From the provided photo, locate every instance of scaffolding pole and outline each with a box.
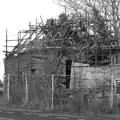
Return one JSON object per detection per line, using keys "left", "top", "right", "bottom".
{"left": 5, "top": 29, "right": 8, "bottom": 74}
{"left": 18, "top": 31, "right": 20, "bottom": 80}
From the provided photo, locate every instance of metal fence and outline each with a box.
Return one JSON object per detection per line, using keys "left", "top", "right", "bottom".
{"left": 3, "top": 74, "right": 28, "bottom": 105}
{"left": 3, "top": 66, "right": 120, "bottom": 112}
{"left": 53, "top": 66, "right": 120, "bottom": 112}
{"left": 3, "top": 73, "right": 54, "bottom": 110}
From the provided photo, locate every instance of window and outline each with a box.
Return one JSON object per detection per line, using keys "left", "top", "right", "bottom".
{"left": 66, "top": 60, "right": 72, "bottom": 89}
{"left": 111, "top": 55, "right": 118, "bottom": 64}
{"left": 31, "top": 69, "right": 36, "bottom": 74}
{"left": 116, "top": 80, "right": 120, "bottom": 94}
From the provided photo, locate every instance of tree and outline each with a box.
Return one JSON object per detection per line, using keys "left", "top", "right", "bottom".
{"left": 86, "top": 0, "right": 120, "bottom": 41}
{"left": 43, "top": 11, "right": 108, "bottom": 66}
{"left": 54, "top": 0, "right": 120, "bottom": 65}
{"left": 56, "top": 0, "right": 120, "bottom": 41}
{"left": 54, "top": 0, "right": 85, "bottom": 14}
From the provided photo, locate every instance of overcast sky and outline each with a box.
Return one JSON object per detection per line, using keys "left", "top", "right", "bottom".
{"left": 0, "top": 0, "right": 63, "bottom": 81}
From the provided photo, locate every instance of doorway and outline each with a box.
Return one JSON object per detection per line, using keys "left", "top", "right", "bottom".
{"left": 66, "top": 60, "right": 72, "bottom": 89}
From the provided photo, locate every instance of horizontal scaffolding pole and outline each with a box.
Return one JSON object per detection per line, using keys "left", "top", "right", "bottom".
{"left": 6, "top": 40, "right": 18, "bottom": 41}
{"left": 3, "top": 51, "right": 11, "bottom": 53}
{"left": 4, "top": 46, "right": 16, "bottom": 47}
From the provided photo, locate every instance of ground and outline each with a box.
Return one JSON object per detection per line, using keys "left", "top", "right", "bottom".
{"left": 0, "top": 106, "right": 119, "bottom": 120}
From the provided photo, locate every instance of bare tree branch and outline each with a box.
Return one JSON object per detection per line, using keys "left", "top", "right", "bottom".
{"left": 55, "top": 0, "right": 120, "bottom": 40}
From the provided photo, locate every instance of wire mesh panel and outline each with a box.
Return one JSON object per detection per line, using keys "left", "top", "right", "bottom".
{"left": 3, "top": 74, "right": 9, "bottom": 100}
{"left": 27, "top": 74, "right": 52, "bottom": 110}
{"left": 3, "top": 73, "right": 53, "bottom": 110}
{"left": 3, "top": 65, "right": 120, "bottom": 112}
{"left": 69, "top": 65, "right": 120, "bottom": 112}
{"left": 52, "top": 65, "right": 120, "bottom": 113}
{"left": 8, "top": 74, "right": 27, "bottom": 105}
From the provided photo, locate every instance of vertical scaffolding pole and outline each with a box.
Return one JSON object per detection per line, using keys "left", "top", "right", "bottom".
{"left": 18, "top": 31, "right": 20, "bottom": 81}
{"left": 5, "top": 29, "right": 8, "bottom": 74}
{"left": 29, "top": 22, "right": 31, "bottom": 42}
{"left": 36, "top": 18, "right": 38, "bottom": 36}
{"left": 5, "top": 29, "right": 9, "bottom": 101}
{"left": 65, "top": 5, "right": 67, "bottom": 15}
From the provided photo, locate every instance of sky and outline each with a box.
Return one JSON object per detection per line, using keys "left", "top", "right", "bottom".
{"left": 0, "top": 0, "right": 63, "bottom": 81}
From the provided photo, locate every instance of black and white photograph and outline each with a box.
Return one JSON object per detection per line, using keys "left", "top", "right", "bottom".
{"left": 0, "top": 0, "right": 120, "bottom": 120}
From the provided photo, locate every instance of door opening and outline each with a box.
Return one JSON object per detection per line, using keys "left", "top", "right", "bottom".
{"left": 66, "top": 60, "right": 72, "bottom": 89}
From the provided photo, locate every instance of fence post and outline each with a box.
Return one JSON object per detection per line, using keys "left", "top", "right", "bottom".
{"left": 3, "top": 74, "right": 5, "bottom": 98}
{"left": 111, "top": 71, "right": 114, "bottom": 108}
{"left": 52, "top": 74, "right": 54, "bottom": 109}
{"left": 25, "top": 73, "right": 28, "bottom": 105}
{"left": 3, "top": 74, "right": 6, "bottom": 99}
{"left": 7, "top": 74, "right": 10, "bottom": 101}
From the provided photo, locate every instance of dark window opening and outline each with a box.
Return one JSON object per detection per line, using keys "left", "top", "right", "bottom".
{"left": 116, "top": 80, "right": 120, "bottom": 94}
{"left": 66, "top": 60, "right": 72, "bottom": 89}
{"left": 31, "top": 69, "right": 36, "bottom": 74}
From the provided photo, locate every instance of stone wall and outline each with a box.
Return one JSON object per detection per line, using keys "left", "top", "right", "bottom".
{"left": 69, "top": 63, "right": 120, "bottom": 111}
{"left": 70, "top": 63, "right": 111, "bottom": 89}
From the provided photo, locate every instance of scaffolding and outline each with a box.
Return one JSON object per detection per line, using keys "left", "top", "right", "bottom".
{"left": 3, "top": 11, "right": 120, "bottom": 77}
